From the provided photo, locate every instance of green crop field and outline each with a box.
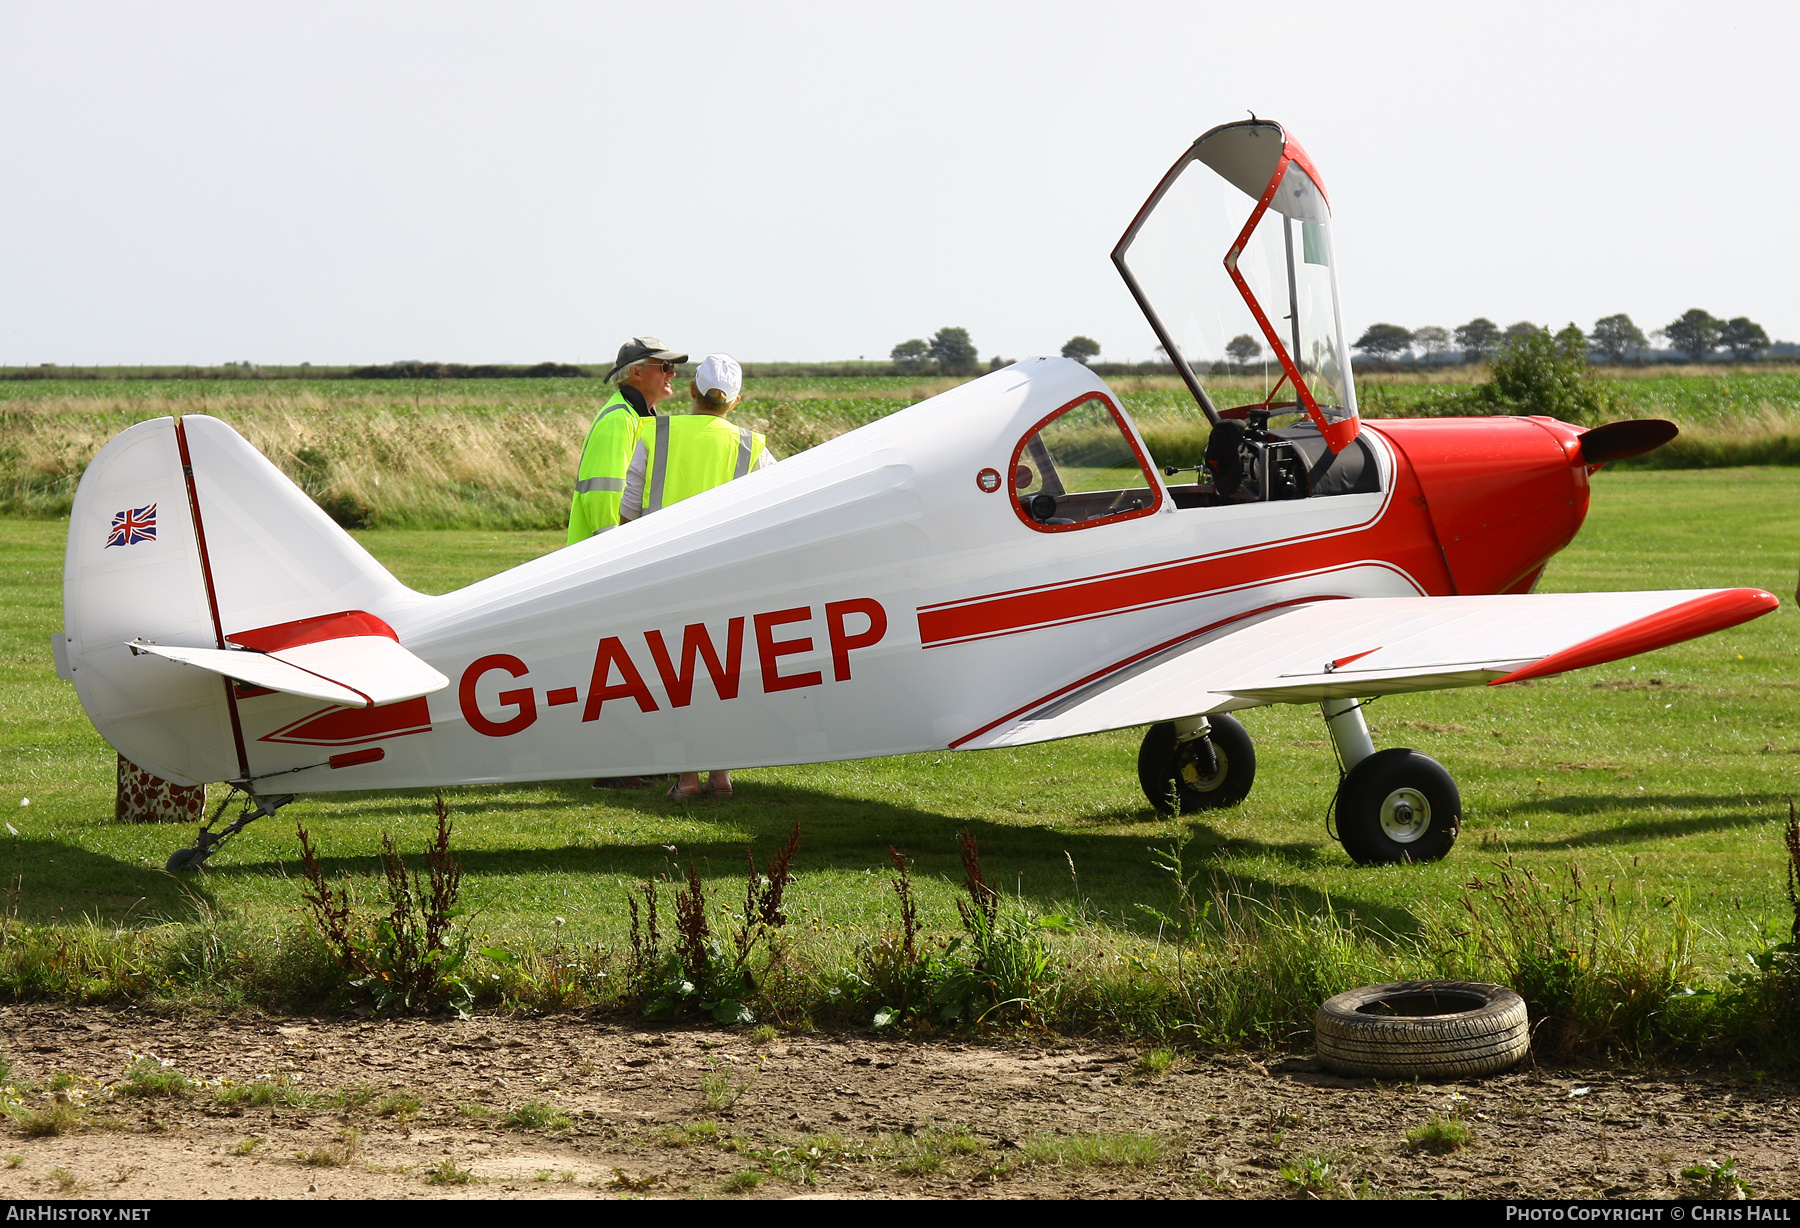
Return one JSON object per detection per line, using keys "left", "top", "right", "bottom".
{"left": 3, "top": 466, "right": 1797, "bottom": 992}
{"left": 6, "top": 368, "right": 1800, "bottom": 527}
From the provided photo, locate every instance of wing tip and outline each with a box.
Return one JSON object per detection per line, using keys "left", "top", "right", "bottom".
{"left": 1490, "top": 587, "right": 1779, "bottom": 685}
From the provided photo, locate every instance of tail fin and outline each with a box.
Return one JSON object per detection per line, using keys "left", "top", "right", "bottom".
{"left": 60, "top": 415, "right": 418, "bottom": 786}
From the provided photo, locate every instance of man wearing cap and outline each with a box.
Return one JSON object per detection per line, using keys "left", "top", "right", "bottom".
{"left": 566, "top": 336, "right": 688, "bottom": 544}
{"left": 619, "top": 354, "right": 775, "bottom": 525}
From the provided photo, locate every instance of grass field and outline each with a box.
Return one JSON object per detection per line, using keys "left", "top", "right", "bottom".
{"left": 6, "top": 369, "right": 1800, "bottom": 526}
{"left": 3, "top": 467, "right": 1797, "bottom": 1014}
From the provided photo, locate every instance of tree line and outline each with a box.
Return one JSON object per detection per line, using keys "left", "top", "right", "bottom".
{"left": 1348, "top": 311, "right": 1773, "bottom": 366}
{"left": 892, "top": 310, "right": 1778, "bottom": 380}
{"left": 889, "top": 330, "right": 1108, "bottom": 375}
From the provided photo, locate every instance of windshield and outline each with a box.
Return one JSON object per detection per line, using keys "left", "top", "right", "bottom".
{"left": 1113, "top": 121, "right": 1360, "bottom": 452}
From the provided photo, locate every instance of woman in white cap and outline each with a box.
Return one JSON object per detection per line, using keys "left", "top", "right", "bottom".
{"left": 618, "top": 354, "right": 775, "bottom": 524}
{"left": 618, "top": 354, "right": 776, "bottom": 799}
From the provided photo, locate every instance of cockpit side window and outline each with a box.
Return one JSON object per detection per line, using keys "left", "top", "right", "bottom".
{"left": 1009, "top": 394, "right": 1162, "bottom": 532}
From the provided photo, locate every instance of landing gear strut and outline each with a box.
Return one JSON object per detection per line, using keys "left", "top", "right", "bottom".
{"left": 166, "top": 790, "right": 294, "bottom": 872}
{"left": 1322, "top": 697, "right": 1460, "bottom": 864}
{"left": 1138, "top": 713, "right": 1256, "bottom": 815}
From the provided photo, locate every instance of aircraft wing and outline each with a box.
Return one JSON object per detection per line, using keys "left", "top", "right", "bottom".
{"left": 961, "top": 588, "right": 1777, "bottom": 750}
{"left": 128, "top": 635, "right": 449, "bottom": 709}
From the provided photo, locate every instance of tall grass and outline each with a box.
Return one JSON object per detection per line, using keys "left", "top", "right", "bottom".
{"left": 0, "top": 387, "right": 934, "bottom": 527}
{"left": 1449, "top": 859, "right": 1698, "bottom": 1058}
{"left": 0, "top": 854, "right": 1784, "bottom": 1064}
{"left": 8, "top": 369, "right": 1800, "bottom": 527}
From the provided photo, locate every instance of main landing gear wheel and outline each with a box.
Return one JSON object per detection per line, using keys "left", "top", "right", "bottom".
{"left": 1335, "top": 748, "right": 1460, "bottom": 865}
{"left": 1138, "top": 714, "right": 1256, "bottom": 816}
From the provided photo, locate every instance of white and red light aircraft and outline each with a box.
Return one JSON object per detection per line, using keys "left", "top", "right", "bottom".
{"left": 55, "top": 119, "right": 1778, "bottom": 871}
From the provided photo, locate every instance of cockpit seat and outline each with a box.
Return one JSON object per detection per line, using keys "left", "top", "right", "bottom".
{"left": 1273, "top": 423, "right": 1379, "bottom": 497}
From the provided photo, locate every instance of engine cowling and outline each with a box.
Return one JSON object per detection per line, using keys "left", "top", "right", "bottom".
{"left": 1367, "top": 416, "right": 1590, "bottom": 596}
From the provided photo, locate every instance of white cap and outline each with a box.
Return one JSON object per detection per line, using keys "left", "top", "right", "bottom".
{"left": 694, "top": 353, "right": 743, "bottom": 403}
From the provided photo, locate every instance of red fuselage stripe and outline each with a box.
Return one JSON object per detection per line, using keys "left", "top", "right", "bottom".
{"left": 919, "top": 541, "right": 1417, "bottom": 648}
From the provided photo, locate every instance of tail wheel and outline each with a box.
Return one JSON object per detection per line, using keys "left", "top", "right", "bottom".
{"left": 1336, "top": 748, "right": 1460, "bottom": 865}
{"left": 1137, "top": 714, "right": 1256, "bottom": 816}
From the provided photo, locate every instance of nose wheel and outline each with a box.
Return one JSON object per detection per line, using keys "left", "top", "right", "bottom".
{"left": 1334, "top": 748, "right": 1460, "bottom": 864}
{"left": 1138, "top": 714, "right": 1256, "bottom": 815}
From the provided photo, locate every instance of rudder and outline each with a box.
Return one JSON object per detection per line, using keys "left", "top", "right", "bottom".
{"left": 60, "top": 415, "right": 418, "bottom": 786}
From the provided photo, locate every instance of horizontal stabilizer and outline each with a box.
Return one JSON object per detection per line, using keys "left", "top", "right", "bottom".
{"left": 963, "top": 588, "right": 1777, "bottom": 749}
{"left": 129, "top": 634, "right": 448, "bottom": 709}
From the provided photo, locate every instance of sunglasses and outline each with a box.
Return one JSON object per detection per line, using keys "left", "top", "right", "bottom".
{"left": 642, "top": 359, "right": 678, "bottom": 374}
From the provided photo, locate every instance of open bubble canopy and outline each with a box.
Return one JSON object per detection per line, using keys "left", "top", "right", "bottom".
{"left": 1113, "top": 120, "right": 1360, "bottom": 453}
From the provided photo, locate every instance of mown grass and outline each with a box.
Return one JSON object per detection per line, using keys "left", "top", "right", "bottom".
{"left": 5, "top": 369, "right": 1800, "bottom": 525}
{"left": 0, "top": 465, "right": 1798, "bottom": 1055}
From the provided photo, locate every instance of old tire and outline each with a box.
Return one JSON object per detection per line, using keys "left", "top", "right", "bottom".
{"left": 1138, "top": 714, "right": 1255, "bottom": 816}
{"left": 1315, "top": 980, "right": 1529, "bottom": 1080}
{"left": 1335, "top": 747, "right": 1460, "bottom": 865}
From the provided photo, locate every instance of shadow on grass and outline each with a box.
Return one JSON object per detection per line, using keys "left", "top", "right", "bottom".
{"left": 1488, "top": 811, "right": 1782, "bottom": 851}
{"left": 204, "top": 782, "right": 1423, "bottom": 940}
{"left": 1500, "top": 792, "right": 1794, "bottom": 817}
{"left": 1483, "top": 792, "right": 1792, "bottom": 850}
{"left": 0, "top": 837, "right": 212, "bottom": 926}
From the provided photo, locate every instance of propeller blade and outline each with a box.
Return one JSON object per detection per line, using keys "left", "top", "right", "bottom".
{"left": 1577, "top": 418, "right": 1678, "bottom": 465}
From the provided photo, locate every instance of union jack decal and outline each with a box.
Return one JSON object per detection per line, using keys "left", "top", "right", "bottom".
{"left": 106, "top": 504, "right": 157, "bottom": 548}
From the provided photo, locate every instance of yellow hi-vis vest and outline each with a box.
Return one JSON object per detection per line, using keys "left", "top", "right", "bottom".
{"left": 567, "top": 389, "right": 644, "bottom": 542}
{"left": 638, "top": 414, "right": 767, "bottom": 515}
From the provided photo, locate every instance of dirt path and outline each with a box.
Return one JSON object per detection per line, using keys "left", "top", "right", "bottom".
{"left": 0, "top": 1005, "right": 1793, "bottom": 1200}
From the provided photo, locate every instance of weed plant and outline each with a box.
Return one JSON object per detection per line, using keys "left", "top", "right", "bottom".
{"left": 1405, "top": 1114, "right": 1472, "bottom": 1154}
{"left": 753, "top": 1134, "right": 863, "bottom": 1185}
{"left": 860, "top": 830, "right": 1068, "bottom": 1028}
{"left": 627, "top": 822, "right": 800, "bottom": 1023}
{"left": 297, "top": 794, "right": 474, "bottom": 1015}
{"left": 1703, "top": 801, "right": 1800, "bottom": 1062}
{"left": 1276, "top": 1153, "right": 1375, "bottom": 1199}
{"left": 375, "top": 1091, "right": 421, "bottom": 1120}
{"left": 117, "top": 1056, "right": 193, "bottom": 1099}
{"left": 425, "top": 1157, "right": 477, "bottom": 1186}
{"left": 334, "top": 1085, "right": 377, "bottom": 1112}
{"left": 1680, "top": 1157, "right": 1752, "bottom": 1199}
{"left": 297, "top": 1128, "right": 359, "bottom": 1167}
{"left": 699, "top": 1059, "right": 757, "bottom": 1112}
{"left": 1135, "top": 1048, "right": 1180, "bottom": 1076}
{"left": 502, "top": 1100, "right": 571, "bottom": 1132}
{"left": 659, "top": 1121, "right": 722, "bottom": 1148}
{"left": 10, "top": 1100, "right": 83, "bottom": 1138}
{"left": 890, "top": 1129, "right": 983, "bottom": 1176}
{"left": 215, "top": 1076, "right": 311, "bottom": 1110}
{"left": 1020, "top": 1131, "right": 1163, "bottom": 1169}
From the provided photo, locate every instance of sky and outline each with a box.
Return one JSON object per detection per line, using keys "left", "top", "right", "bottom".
{"left": 2, "top": 1, "right": 1795, "bottom": 366}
